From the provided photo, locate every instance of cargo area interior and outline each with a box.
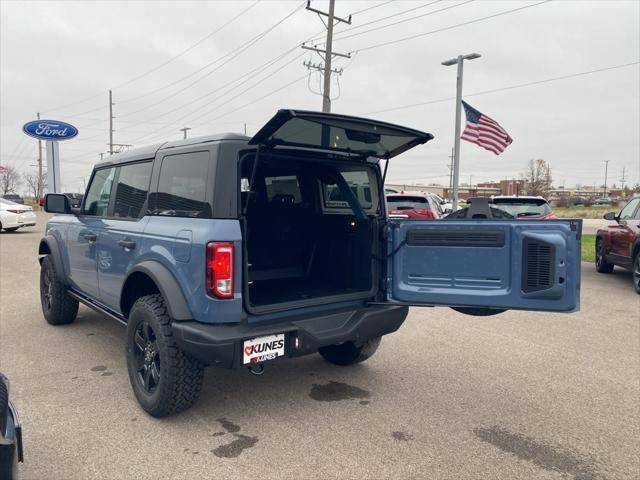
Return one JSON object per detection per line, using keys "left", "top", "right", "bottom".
{"left": 240, "top": 153, "right": 379, "bottom": 311}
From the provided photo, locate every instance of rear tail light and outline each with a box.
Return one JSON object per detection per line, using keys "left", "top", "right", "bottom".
{"left": 415, "top": 209, "right": 436, "bottom": 219}
{"left": 206, "top": 242, "right": 234, "bottom": 299}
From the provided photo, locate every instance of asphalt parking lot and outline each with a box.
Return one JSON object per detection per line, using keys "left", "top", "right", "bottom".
{"left": 1, "top": 213, "right": 638, "bottom": 480}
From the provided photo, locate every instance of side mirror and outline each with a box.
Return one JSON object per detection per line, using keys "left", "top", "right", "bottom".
{"left": 603, "top": 212, "right": 617, "bottom": 221}
{"left": 44, "top": 193, "right": 71, "bottom": 214}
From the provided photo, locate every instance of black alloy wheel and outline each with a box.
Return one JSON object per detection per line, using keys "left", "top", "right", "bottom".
{"left": 42, "top": 267, "right": 54, "bottom": 313}
{"left": 133, "top": 321, "right": 161, "bottom": 394}
{"left": 633, "top": 254, "right": 640, "bottom": 294}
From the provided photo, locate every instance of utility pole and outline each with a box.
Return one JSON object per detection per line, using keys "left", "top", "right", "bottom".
{"left": 620, "top": 166, "right": 627, "bottom": 192}
{"left": 109, "top": 90, "right": 114, "bottom": 155}
{"left": 37, "top": 112, "right": 43, "bottom": 199}
{"left": 179, "top": 127, "right": 191, "bottom": 139}
{"left": 603, "top": 160, "right": 610, "bottom": 197}
{"left": 302, "top": 0, "right": 351, "bottom": 112}
{"left": 442, "top": 53, "right": 481, "bottom": 211}
{"left": 448, "top": 148, "right": 454, "bottom": 199}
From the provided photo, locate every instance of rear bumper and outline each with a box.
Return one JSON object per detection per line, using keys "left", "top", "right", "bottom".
{"left": 172, "top": 305, "right": 409, "bottom": 369}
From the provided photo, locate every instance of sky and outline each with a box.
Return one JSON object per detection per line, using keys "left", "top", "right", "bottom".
{"left": 1, "top": 0, "right": 639, "bottom": 193}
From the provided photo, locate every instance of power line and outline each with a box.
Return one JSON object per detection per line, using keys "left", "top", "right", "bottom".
{"left": 362, "top": 61, "right": 640, "bottom": 115}
{"left": 116, "top": 1, "right": 306, "bottom": 113}
{"left": 113, "top": 0, "right": 260, "bottom": 90}
{"left": 352, "top": 0, "right": 552, "bottom": 54}
{"left": 124, "top": 46, "right": 304, "bottom": 127}
{"left": 126, "top": 51, "right": 306, "bottom": 145}
{"left": 41, "top": 1, "right": 260, "bottom": 115}
{"left": 348, "top": 0, "right": 396, "bottom": 17}
{"left": 335, "top": 0, "right": 475, "bottom": 43}
{"left": 309, "top": 1, "right": 441, "bottom": 44}
{"left": 139, "top": 73, "right": 308, "bottom": 146}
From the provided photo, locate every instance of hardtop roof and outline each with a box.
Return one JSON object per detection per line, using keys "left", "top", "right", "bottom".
{"left": 94, "top": 132, "right": 250, "bottom": 168}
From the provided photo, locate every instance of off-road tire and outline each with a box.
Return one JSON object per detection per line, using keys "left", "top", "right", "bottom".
{"left": 595, "top": 238, "right": 614, "bottom": 273}
{"left": 40, "top": 256, "right": 78, "bottom": 325}
{"left": 633, "top": 253, "right": 640, "bottom": 294}
{"left": 318, "top": 337, "right": 381, "bottom": 366}
{"left": 126, "top": 294, "right": 204, "bottom": 417}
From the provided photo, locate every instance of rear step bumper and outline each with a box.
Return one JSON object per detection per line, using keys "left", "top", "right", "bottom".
{"left": 172, "top": 305, "right": 409, "bottom": 369}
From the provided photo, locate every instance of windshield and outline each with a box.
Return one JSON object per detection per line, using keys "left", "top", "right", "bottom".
{"left": 492, "top": 198, "right": 551, "bottom": 217}
{"left": 387, "top": 195, "right": 430, "bottom": 210}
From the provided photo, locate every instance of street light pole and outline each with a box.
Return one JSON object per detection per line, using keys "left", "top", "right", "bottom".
{"left": 442, "top": 53, "right": 481, "bottom": 211}
{"left": 603, "top": 160, "right": 610, "bottom": 197}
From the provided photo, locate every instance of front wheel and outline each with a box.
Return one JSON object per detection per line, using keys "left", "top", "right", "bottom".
{"left": 318, "top": 337, "right": 381, "bottom": 366}
{"left": 126, "top": 294, "right": 204, "bottom": 417}
{"left": 40, "top": 256, "right": 78, "bottom": 325}
{"left": 595, "top": 238, "right": 614, "bottom": 273}
{"left": 633, "top": 254, "right": 640, "bottom": 294}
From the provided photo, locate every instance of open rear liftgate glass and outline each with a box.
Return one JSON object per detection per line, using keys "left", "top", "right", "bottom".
{"left": 387, "top": 220, "right": 581, "bottom": 313}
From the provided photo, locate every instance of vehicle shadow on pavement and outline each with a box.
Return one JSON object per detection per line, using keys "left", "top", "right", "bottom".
{"left": 73, "top": 306, "right": 383, "bottom": 419}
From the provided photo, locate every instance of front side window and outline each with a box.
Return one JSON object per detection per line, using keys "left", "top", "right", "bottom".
{"left": 83, "top": 167, "right": 116, "bottom": 216}
{"left": 619, "top": 198, "right": 640, "bottom": 220}
{"left": 113, "top": 162, "right": 152, "bottom": 219}
{"left": 322, "top": 169, "right": 376, "bottom": 211}
{"left": 152, "top": 151, "right": 210, "bottom": 217}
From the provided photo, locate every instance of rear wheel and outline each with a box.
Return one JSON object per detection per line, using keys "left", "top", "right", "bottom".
{"left": 318, "top": 337, "right": 381, "bottom": 366}
{"left": 595, "top": 238, "right": 614, "bottom": 273}
{"left": 40, "top": 256, "right": 78, "bottom": 325}
{"left": 126, "top": 294, "right": 204, "bottom": 417}
{"left": 633, "top": 253, "right": 640, "bottom": 294}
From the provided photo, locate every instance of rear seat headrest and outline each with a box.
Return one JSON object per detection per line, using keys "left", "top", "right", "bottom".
{"left": 271, "top": 194, "right": 296, "bottom": 207}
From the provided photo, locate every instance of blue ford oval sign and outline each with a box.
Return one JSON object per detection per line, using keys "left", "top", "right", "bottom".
{"left": 22, "top": 120, "right": 78, "bottom": 141}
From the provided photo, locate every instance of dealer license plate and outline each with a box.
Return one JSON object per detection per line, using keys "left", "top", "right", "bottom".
{"left": 243, "top": 334, "right": 285, "bottom": 365}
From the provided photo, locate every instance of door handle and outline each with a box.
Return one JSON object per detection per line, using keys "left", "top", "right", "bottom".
{"left": 117, "top": 239, "right": 136, "bottom": 251}
{"left": 84, "top": 233, "right": 97, "bottom": 243}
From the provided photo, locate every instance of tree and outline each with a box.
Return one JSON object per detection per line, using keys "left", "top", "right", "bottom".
{"left": 0, "top": 165, "right": 21, "bottom": 195}
{"left": 522, "top": 159, "right": 553, "bottom": 197}
{"left": 24, "top": 169, "right": 47, "bottom": 199}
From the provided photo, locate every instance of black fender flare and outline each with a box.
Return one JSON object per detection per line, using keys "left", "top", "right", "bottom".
{"left": 38, "top": 235, "right": 66, "bottom": 283}
{"left": 125, "top": 261, "right": 192, "bottom": 320}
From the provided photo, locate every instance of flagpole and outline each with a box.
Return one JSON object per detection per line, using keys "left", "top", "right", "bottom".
{"left": 442, "top": 53, "right": 481, "bottom": 211}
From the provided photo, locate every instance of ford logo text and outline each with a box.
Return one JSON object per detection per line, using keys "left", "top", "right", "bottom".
{"left": 22, "top": 120, "right": 78, "bottom": 141}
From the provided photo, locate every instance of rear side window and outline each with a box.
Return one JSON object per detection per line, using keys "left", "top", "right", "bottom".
{"left": 322, "top": 169, "right": 375, "bottom": 210}
{"left": 113, "top": 162, "right": 152, "bottom": 219}
{"left": 265, "top": 175, "right": 301, "bottom": 204}
{"left": 82, "top": 167, "right": 116, "bottom": 217}
{"left": 152, "top": 151, "right": 210, "bottom": 217}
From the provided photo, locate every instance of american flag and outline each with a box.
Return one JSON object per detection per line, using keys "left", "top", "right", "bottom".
{"left": 461, "top": 101, "right": 513, "bottom": 155}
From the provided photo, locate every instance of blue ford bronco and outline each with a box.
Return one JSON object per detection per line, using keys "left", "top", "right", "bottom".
{"left": 40, "top": 110, "right": 581, "bottom": 417}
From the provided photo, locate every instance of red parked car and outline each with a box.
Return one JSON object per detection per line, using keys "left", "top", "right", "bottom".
{"left": 491, "top": 196, "right": 557, "bottom": 219}
{"left": 386, "top": 192, "right": 443, "bottom": 219}
{"left": 595, "top": 197, "right": 640, "bottom": 293}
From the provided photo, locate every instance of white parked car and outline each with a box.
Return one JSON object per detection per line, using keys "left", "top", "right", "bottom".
{"left": 0, "top": 198, "right": 37, "bottom": 232}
